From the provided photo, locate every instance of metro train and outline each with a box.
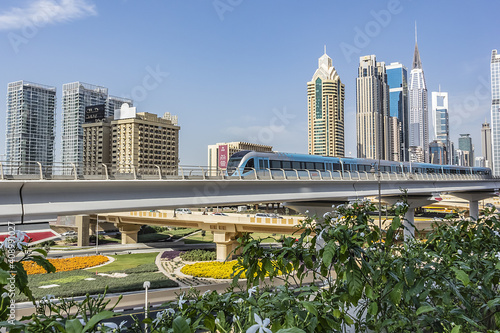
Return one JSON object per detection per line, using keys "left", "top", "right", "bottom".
{"left": 226, "top": 150, "right": 492, "bottom": 177}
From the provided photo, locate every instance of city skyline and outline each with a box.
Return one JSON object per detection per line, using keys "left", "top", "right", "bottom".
{"left": 0, "top": 1, "right": 498, "bottom": 165}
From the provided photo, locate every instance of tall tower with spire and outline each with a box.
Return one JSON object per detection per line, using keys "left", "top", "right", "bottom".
{"left": 307, "top": 48, "right": 345, "bottom": 156}
{"left": 408, "top": 24, "right": 429, "bottom": 162}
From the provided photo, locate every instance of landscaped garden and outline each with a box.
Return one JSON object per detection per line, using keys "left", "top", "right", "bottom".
{"left": 2, "top": 198, "right": 500, "bottom": 332}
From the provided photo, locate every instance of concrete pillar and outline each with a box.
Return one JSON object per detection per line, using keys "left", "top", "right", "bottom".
{"left": 117, "top": 223, "right": 141, "bottom": 244}
{"left": 213, "top": 231, "right": 241, "bottom": 261}
{"left": 404, "top": 208, "right": 415, "bottom": 241}
{"left": 75, "top": 215, "right": 90, "bottom": 247}
{"left": 469, "top": 200, "right": 479, "bottom": 220}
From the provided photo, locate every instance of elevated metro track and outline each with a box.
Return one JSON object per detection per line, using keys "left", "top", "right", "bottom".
{"left": 1, "top": 175, "right": 499, "bottom": 225}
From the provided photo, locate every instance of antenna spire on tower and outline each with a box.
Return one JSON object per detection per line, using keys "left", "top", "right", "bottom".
{"left": 415, "top": 21, "right": 417, "bottom": 44}
{"left": 324, "top": 45, "right": 327, "bottom": 54}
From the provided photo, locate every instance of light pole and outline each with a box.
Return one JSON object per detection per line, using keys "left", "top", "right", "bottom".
{"left": 95, "top": 214, "right": 99, "bottom": 255}
{"left": 143, "top": 281, "right": 151, "bottom": 332}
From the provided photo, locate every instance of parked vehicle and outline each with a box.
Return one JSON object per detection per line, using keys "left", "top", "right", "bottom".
{"left": 61, "top": 230, "right": 77, "bottom": 236}
{"left": 254, "top": 213, "right": 269, "bottom": 218}
{"left": 211, "top": 212, "right": 228, "bottom": 216}
{"left": 175, "top": 208, "right": 192, "bottom": 214}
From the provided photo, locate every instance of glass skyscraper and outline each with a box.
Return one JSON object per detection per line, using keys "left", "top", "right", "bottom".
{"left": 61, "top": 82, "right": 132, "bottom": 173}
{"left": 6, "top": 81, "right": 56, "bottom": 175}
{"left": 386, "top": 62, "right": 408, "bottom": 161}
{"left": 491, "top": 50, "right": 500, "bottom": 176}
{"left": 431, "top": 90, "right": 450, "bottom": 164}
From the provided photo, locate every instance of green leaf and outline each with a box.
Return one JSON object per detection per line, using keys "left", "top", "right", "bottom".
{"left": 302, "top": 301, "right": 318, "bottom": 316}
{"left": 322, "top": 241, "right": 335, "bottom": 267}
{"left": 65, "top": 318, "right": 84, "bottom": 333}
{"left": 82, "top": 310, "right": 115, "bottom": 332}
{"left": 496, "top": 261, "right": 500, "bottom": 270}
{"left": 450, "top": 325, "right": 461, "bottom": 333}
{"left": 333, "top": 309, "right": 341, "bottom": 318}
{"left": 416, "top": 305, "right": 435, "bottom": 316}
{"left": 389, "top": 282, "right": 403, "bottom": 306}
{"left": 173, "top": 316, "right": 191, "bottom": 333}
{"left": 340, "top": 244, "right": 347, "bottom": 254}
{"left": 31, "top": 248, "right": 48, "bottom": 256}
{"left": 392, "top": 216, "right": 401, "bottom": 229}
{"left": 365, "top": 284, "right": 374, "bottom": 300}
{"left": 0, "top": 269, "right": 10, "bottom": 284}
{"left": 30, "top": 255, "right": 56, "bottom": 274}
{"left": 368, "top": 302, "right": 378, "bottom": 316}
{"left": 276, "top": 328, "right": 306, "bottom": 333}
{"left": 451, "top": 267, "right": 470, "bottom": 287}
{"left": 487, "top": 297, "right": 500, "bottom": 309}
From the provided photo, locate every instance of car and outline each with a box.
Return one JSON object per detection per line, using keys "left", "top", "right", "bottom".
{"left": 254, "top": 213, "right": 270, "bottom": 218}
{"left": 61, "top": 230, "right": 77, "bottom": 236}
{"left": 211, "top": 212, "right": 228, "bottom": 216}
{"left": 268, "top": 213, "right": 284, "bottom": 219}
{"left": 175, "top": 208, "right": 192, "bottom": 214}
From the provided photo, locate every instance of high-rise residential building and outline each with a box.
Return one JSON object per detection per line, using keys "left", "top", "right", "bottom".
{"left": 386, "top": 62, "right": 409, "bottom": 161}
{"left": 6, "top": 81, "right": 56, "bottom": 175}
{"left": 429, "top": 140, "right": 447, "bottom": 165}
{"left": 61, "top": 82, "right": 132, "bottom": 173}
{"left": 491, "top": 49, "right": 500, "bottom": 176}
{"left": 356, "top": 55, "right": 397, "bottom": 161}
{"left": 431, "top": 90, "right": 450, "bottom": 164}
{"left": 207, "top": 142, "right": 273, "bottom": 175}
{"left": 307, "top": 50, "right": 345, "bottom": 157}
{"left": 83, "top": 103, "right": 179, "bottom": 175}
{"left": 475, "top": 156, "right": 485, "bottom": 168}
{"left": 458, "top": 134, "right": 474, "bottom": 167}
{"left": 408, "top": 30, "right": 429, "bottom": 162}
{"left": 481, "top": 120, "right": 492, "bottom": 168}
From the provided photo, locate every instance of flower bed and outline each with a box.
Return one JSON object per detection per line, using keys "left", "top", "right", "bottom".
{"left": 22, "top": 255, "right": 109, "bottom": 275}
{"left": 161, "top": 250, "right": 183, "bottom": 260}
{"left": 181, "top": 260, "right": 245, "bottom": 279}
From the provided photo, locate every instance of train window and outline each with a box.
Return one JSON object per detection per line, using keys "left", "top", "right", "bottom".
{"left": 306, "top": 162, "right": 315, "bottom": 170}
{"left": 315, "top": 162, "right": 324, "bottom": 171}
{"left": 282, "top": 161, "right": 292, "bottom": 169}
{"left": 333, "top": 163, "right": 341, "bottom": 170}
{"left": 259, "top": 160, "right": 268, "bottom": 169}
{"left": 244, "top": 158, "right": 255, "bottom": 172}
{"left": 270, "top": 160, "right": 281, "bottom": 169}
{"left": 292, "top": 161, "right": 300, "bottom": 170}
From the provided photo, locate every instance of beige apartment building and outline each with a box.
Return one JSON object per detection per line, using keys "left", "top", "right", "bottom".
{"left": 83, "top": 103, "right": 179, "bottom": 176}
{"left": 208, "top": 142, "right": 273, "bottom": 175}
{"left": 307, "top": 50, "right": 345, "bottom": 157}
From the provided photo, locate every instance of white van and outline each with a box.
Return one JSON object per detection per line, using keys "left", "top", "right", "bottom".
{"left": 175, "top": 208, "right": 192, "bottom": 214}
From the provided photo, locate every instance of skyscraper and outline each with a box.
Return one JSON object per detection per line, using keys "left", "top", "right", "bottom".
{"left": 408, "top": 29, "right": 429, "bottom": 162}
{"left": 431, "top": 90, "right": 450, "bottom": 163}
{"left": 491, "top": 50, "right": 500, "bottom": 176}
{"left": 386, "top": 62, "right": 409, "bottom": 161}
{"left": 307, "top": 50, "right": 345, "bottom": 157}
{"left": 356, "top": 55, "right": 397, "bottom": 160}
{"left": 481, "top": 120, "right": 492, "bottom": 168}
{"left": 61, "top": 82, "right": 132, "bottom": 173}
{"left": 6, "top": 81, "right": 56, "bottom": 174}
{"left": 458, "top": 134, "right": 474, "bottom": 167}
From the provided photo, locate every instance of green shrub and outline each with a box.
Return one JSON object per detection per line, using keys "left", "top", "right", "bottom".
{"left": 121, "top": 263, "right": 158, "bottom": 274}
{"left": 64, "top": 236, "right": 77, "bottom": 244}
{"left": 138, "top": 225, "right": 157, "bottom": 235}
{"left": 180, "top": 249, "right": 216, "bottom": 261}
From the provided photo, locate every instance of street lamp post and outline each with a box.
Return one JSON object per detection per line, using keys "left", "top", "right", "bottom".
{"left": 95, "top": 214, "right": 99, "bottom": 255}
{"left": 144, "top": 281, "right": 151, "bottom": 332}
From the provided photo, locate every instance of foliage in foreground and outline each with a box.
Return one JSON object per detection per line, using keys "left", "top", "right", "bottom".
{"left": 2, "top": 198, "right": 500, "bottom": 332}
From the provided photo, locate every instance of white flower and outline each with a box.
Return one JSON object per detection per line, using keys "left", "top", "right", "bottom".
{"left": 457, "top": 249, "right": 462, "bottom": 255}
{"left": 248, "top": 286, "right": 257, "bottom": 298}
{"left": 234, "top": 298, "right": 244, "bottom": 304}
{"left": 215, "top": 318, "right": 220, "bottom": 325}
{"left": 360, "top": 232, "right": 365, "bottom": 237}
{"left": 305, "top": 210, "right": 309, "bottom": 214}
{"left": 395, "top": 233, "right": 399, "bottom": 240}
{"left": 495, "top": 252, "right": 500, "bottom": 260}
{"left": 323, "top": 212, "right": 332, "bottom": 219}
{"left": 478, "top": 285, "right": 482, "bottom": 290}
{"left": 178, "top": 294, "right": 187, "bottom": 310}
{"left": 233, "top": 315, "right": 240, "bottom": 322}
{"left": 202, "top": 290, "right": 211, "bottom": 298}
{"left": 246, "top": 313, "right": 272, "bottom": 333}
{"left": 494, "top": 230, "right": 500, "bottom": 237}
{"left": 152, "top": 309, "right": 175, "bottom": 325}
{"left": 1, "top": 292, "right": 8, "bottom": 298}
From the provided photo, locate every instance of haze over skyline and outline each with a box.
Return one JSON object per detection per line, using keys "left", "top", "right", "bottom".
{"left": 0, "top": 0, "right": 498, "bottom": 165}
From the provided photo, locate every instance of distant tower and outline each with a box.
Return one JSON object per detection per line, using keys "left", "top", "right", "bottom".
{"left": 356, "top": 55, "right": 395, "bottom": 160}
{"left": 408, "top": 24, "right": 429, "bottom": 162}
{"left": 431, "top": 89, "right": 450, "bottom": 163}
{"left": 386, "top": 62, "right": 409, "bottom": 161}
{"left": 481, "top": 120, "right": 492, "bottom": 168}
{"left": 491, "top": 50, "right": 500, "bottom": 175}
{"left": 6, "top": 81, "right": 56, "bottom": 175}
{"left": 458, "top": 134, "right": 474, "bottom": 167}
{"left": 307, "top": 48, "right": 345, "bottom": 156}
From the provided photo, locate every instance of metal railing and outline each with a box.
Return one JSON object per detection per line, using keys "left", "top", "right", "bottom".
{"left": 0, "top": 161, "right": 492, "bottom": 182}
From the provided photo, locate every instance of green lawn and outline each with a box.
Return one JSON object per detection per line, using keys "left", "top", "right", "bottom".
{"left": 93, "top": 252, "right": 159, "bottom": 273}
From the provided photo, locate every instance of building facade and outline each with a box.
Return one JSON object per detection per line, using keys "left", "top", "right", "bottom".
{"left": 409, "top": 38, "right": 429, "bottom": 162}
{"left": 356, "top": 55, "right": 397, "bottom": 161}
{"left": 307, "top": 51, "right": 345, "bottom": 157}
{"left": 458, "top": 134, "right": 474, "bottom": 167}
{"left": 491, "top": 49, "right": 500, "bottom": 175}
{"left": 61, "top": 82, "right": 132, "bottom": 173}
{"left": 83, "top": 104, "right": 179, "bottom": 176}
{"left": 6, "top": 81, "right": 56, "bottom": 175}
{"left": 386, "top": 62, "right": 408, "bottom": 161}
{"left": 429, "top": 140, "right": 447, "bottom": 165}
{"left": 431, "top": 90, "right": 450, "bottom": 164}
{"left": 481, "top": 120, "right": 492, "bottom": 168}
{"left": 208, "top": 142, "right": 273, "bottom": 175}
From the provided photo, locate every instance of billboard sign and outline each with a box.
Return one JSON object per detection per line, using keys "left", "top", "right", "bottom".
{"left": 218, "top": 145, "right": 228, "bottom": 169}
{"left": 85, "top": 104, "right": 106, "bottom": 123}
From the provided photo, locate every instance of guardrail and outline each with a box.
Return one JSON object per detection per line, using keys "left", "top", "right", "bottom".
{"left": 0, "top": 161, "right": 491, "bottom": 182}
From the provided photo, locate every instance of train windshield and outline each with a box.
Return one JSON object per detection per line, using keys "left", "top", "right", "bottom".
{"left": 226, "top": 150, "right": 251, "bottom": 175}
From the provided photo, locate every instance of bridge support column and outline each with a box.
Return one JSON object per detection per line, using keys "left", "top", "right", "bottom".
{"left": 117, "top": 223, "right": 141, "bottom": 244}
{"left": 75, "top": 215, "right": 90, "bottom": 247}
{"left": 469, "top": 200, "right": 479, "bottom": 220}
{"left": 213, "top": 231, "right": 242, "bottom": 261}
{"left": 452, "top": 191, "right": 498, "bottom": 220}
{"left": 404, "top": 208, "right": 415, "bottom": 241}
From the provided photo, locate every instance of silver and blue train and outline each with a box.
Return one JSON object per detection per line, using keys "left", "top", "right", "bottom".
{"left": 226, "top": 151, "right": 492, "bottom": 177}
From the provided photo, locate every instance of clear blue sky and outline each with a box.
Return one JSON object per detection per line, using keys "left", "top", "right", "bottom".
{"left": 0, "top": 0, "right": 499, "bottom": 165}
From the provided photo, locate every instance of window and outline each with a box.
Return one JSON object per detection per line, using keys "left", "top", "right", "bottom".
{"left": 292, "top": 161, "right": 301, "bottom": 170}
{"left": 306, "top": 162, "right": 314, "bottom": 170}
{"left": 282, "top": 161, "right": 292, "bottom": 169}
{"left": 270, "top": 160, "right": 281, "bottom": 169}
